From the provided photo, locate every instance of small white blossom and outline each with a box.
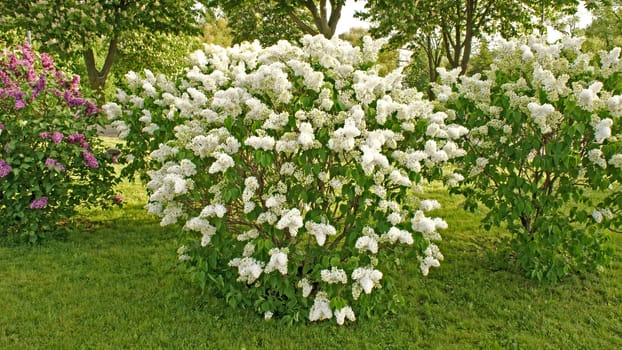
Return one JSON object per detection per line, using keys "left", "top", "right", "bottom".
{"left": 264, "top": 248, "right": 289, "bottom": 275}
{"left": 588, "top": 149, "right": 607, "bottom": 168}
{"left": 298, "top": 278, "right": 313, "bottom": 298}
{"left": 334, "top": 306, "right": 356, "bottom": 326}
{"left": 594, "top": 118, "right": 613, "bottom": 144}
{"left": 305, "top": 221, "right": 337, "bottom": 246}
{"left": 276, "top": 208, "right": 304, "bottom": 236}
{"left": 209, "top": 153, "right": 235, "bottom": 173}
{"left": 609, "top": 154, "right": 622, "bottom": 168}
{"left": 321, "top": 267, "right": 348, "bottom": 284}
{"left": 309, "top": 292, "right": 333, "bottom": 322}
{"left": 420, "top": 243, "right": 444, "bottom": 276}
{"left": 351, "top": 267, "right": 383, "bottom": 295}
{"left": 228, "top": 257, "right": 264, "bottom": 284}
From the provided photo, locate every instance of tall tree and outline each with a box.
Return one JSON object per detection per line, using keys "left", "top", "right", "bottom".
{"left": 0, "top": 0, "right": 208, "bottom": 100}
{"left": 582, "top": 0, "right": 622, "bottom": 51}
{"left": 361, "top": 1, "right": 534, "bottom": 75}
{"left": 208, "top": 0, "right": 350, "bottom": 45}
{"left": 359, "top": 0, "right": 581, "bottom": 90}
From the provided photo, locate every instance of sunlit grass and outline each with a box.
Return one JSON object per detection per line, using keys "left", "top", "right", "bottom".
{"left": 0, "top": 178, "right": 620, "bottom": 349}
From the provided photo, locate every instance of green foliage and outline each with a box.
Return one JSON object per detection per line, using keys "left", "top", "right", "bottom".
{"left": 1, "top": 180, "right": 621, "bottom": 348}
{"left": 0, "top": 44, "right": 119, "bottom": 242}
{"left": 435, "top": 36, "right": 621, "bottom": 282}
{"left": 203, "top": 17, "right": 234, "bottom": 46}
{"left": 213, "top": 0, "right": 310, "bottom": 45}
{"left": 581, "top": 0, "right": 622, "bottom": 52}
{"left": 209, "top": 0, "right": 349, "bottom": 44}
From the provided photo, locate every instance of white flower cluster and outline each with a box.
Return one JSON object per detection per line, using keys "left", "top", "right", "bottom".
{"left": 321, "top": 267, "right": 348, "bottom": 284}
{"left": 305, "top": 221, "right": 337, "bottom": 246}
{"left": 264, "top": 248, "right": 288, "bottom": 275}
{"left": 351, "top": 267, "right": 383, "bottom": 297}
{"left": 420, "top": 244, "right": 444, "bottom": 276}
{"left": 112, "top": 34, "right": 466, "bottom": 324}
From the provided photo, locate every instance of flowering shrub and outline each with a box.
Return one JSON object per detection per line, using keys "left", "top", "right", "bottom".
{"left": 107, "top": 35, "right": 467, "bottom": 323}
{"left": 0, "top": 43, "right": 119, "bottom": 242}
{"left": 102, "top": 68, "right": 186, "bottom": 181}
{"left": 434, "top": 36, "right": 621, "bottom": 282}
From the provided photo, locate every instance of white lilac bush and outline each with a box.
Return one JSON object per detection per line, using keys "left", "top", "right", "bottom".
{"left": 434, "top": 36, "right": 621, "bottom": 282}
{"left": 105, "top": 35, "right": 467, "bottom": 323}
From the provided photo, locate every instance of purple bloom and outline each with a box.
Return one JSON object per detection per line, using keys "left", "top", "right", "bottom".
{"left": 41, "top": 53, "right": 54, "bottom": 71}
{"left": 113, "top": 195, "right": 123, "bottom": 203}
{"left": 67, "top": 133, "right": 90, "bottom": 150}
{"left": 82, "top": 151, "right": 99, "bottom": 168}
{"left": 29, "top": 196, "right": 48, "bottom": 209}
{"left": 69, "top": 75, "right": 80, "bottom": 91}
{"left": 64, "top": 90, "right": 85, "bottom": 108}
{"left": 26, "top": 68, "right": 37, "bottom": 83}
{"left": 54, "top": 70, "right": 65, "bottom": 81}
{"left": 45, "top": 158, "right": 65, "bottom": 172}
{"left": 2, "top": 89, "right": 27, "bottom": 110}
{"left": 67, "top": 133, "right": 85, "bottom": 144}
{"left": 39, "top": 132, "right": 50, "bottom": 139}
{"left": 51, "top": 131, "right": 63, "bottom": 144}
{"left": 32, "top": 74, "right": 47, "bottom": 99}
{"left": 84, "top": 101, "right": 99, "bottom": 116}
{"left": 15, "top": 97, "right": 26, "bottom": 110}
{"left": 0, "top": 159, "right": 12, "bottom": 177}
{"left": 0, "top": 123, "right": 4, "bottom": 131}
{"left": 20, "top": 43, "right": 35, "bottom": 64}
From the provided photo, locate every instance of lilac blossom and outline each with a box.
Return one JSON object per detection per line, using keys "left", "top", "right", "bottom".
{"left": 51, "top": 131, "right": 64, "bottom": 144}
{"left": 32, "top": 74, "right": 46, "bottom": 99}
{"left": 64, "top": 90, "right": 85, "bottom": 108}
{"left": 67, "top": 133, "right": 90, "bottom": 150}
{"left": 29, "top": 196, "right": 48, "bottom": 209}
{"left": 82, "top": 151, "right": 99, "bottom": 168}
{"left": 39, "top": 132, "right": 50, "bottom": 139}
{"left": 0, "top": 159, "right": 12, "bottom": 177}
{"left": 45, "top": 158, "right": 65, "bottom": 172}
{"left": 41, "top": 53, "right": 54, "bottom": 71}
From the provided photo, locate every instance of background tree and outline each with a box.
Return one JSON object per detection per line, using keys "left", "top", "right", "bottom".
{"left": 359, "top": 0, "right": 581, "bottom": 93}
{"left": 208, "top": 0, "right": 351, "bottom": 44}
{"left": 203, "top": 16, "right": 233, "bottom": 47}
{"left": 0, "top": 0, "right": 208, "bottom": 100}
{"left": 581, "top": 0, "right": 622, "bottom": 51}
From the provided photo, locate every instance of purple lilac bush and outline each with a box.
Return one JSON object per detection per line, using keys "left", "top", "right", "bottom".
{"left": 0, "top": 43, "right": 119, "bottom": 242}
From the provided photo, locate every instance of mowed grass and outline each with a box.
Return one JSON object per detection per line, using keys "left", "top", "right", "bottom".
{"left": 1, "top": 179, "right": 621, "bottom": 349}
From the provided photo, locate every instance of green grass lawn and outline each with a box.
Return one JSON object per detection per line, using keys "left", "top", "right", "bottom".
{"left": 1, "top": 179, "right": 621, "bottom": 349}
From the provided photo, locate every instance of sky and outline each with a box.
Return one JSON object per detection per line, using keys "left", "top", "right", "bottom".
{"left": 336, "top": 0, "right": 369, "bottom": 35}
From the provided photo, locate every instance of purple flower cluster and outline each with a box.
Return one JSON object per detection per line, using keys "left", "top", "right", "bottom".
{"left": 1, "top": 42, "right": 99, "bottom": 116}
{"left": 67, "top": 133, "right": 90, "bottom": 150}
{"left": 41, "top": 53, "right": 54, "bottom": 71}
{"left": 29, "top": 196, "right": 48, "bottom": 209}
{"left": 82, "top": 151, "right": 99, "bottom": 168}
{"left": 0, "top": 159, "right": 12, "bottom": 177}
{"left": 45, "top": 158, "right": 65, "bottom": 172}
{"left": 39, "top": 131, "right": 64, "bottom": 144}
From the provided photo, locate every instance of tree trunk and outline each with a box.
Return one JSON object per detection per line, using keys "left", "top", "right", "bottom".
{"left": 303, "top": 0, "right": 342, "bottom": 38}
{"left": 460, "top": 0, "right": 475, "bottom": 74}
{"left": 83, "top": 37, "right": 118, "bottom": 103}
